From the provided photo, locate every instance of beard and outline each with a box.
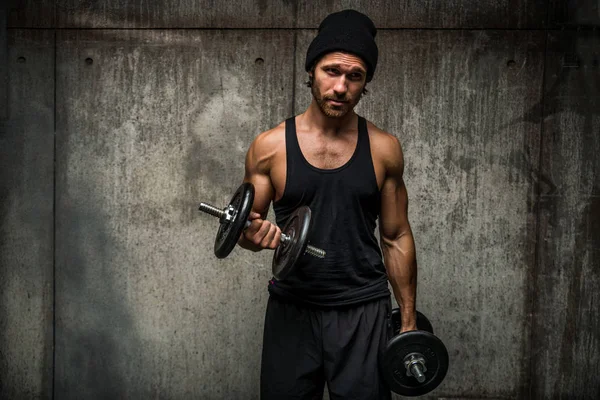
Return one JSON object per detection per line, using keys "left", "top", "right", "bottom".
{"left": 311, "top": 81, "right": 360, "bottom": 118}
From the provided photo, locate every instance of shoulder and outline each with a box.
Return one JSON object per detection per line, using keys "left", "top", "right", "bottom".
{"left": 365, "top": 120, "right": 404, "bottom": 173}
{"left": 245, "top": 121, "right": 286, "bottom": 172}
{"left": 252, "top": 121, "right": 286, "bottom": 151}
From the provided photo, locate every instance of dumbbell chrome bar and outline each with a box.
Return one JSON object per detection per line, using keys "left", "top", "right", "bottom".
{"left": 199, "top": 202, "right": 326, "bottom": 258}
{"left": 404, "top": 353, "right": 427, "bottom": 383}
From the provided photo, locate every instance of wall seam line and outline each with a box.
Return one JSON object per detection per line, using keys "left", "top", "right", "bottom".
{"left": 528, "top": 10, "right": 551, "bottom": 399}
{"left": 52, "top": 27, "right": 57, "bottom": 400}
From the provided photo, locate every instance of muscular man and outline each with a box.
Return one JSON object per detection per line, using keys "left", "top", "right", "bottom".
{"left": 239, "top": 10, "right": 417, "bottom": 400}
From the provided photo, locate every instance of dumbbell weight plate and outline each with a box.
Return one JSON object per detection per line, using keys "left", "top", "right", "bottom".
{"left": 382, "top": 331, "right": 449, "bottom": 397}
{"left": 391, "top": 309, "right": 434, "bottom": 335}
{"left": 272, "top": 206, "right": 311, "bottom": 280}
{"left": 214, "top": 182, "right": 254, "bottom": 259}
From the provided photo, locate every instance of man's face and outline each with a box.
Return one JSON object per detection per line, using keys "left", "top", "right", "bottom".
{"left": 310, "top": 52, "right": 368, "bottom": 118}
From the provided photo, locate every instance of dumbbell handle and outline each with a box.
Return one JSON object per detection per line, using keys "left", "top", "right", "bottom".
{"left": 409, "top": 363, "right": 426, "bottom": 383}
{"left": 199, "top": 202, "right": 325, "bottom": 258}
{"left": 404, "top": 353, "right": 427, "bottom": 383}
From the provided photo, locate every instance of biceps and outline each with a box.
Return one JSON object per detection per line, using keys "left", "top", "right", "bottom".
{"left": 243, "top": 149, "right": 274, "bottom": 217}
{"left": 379, "top": 177, "right": 410, "bottom": 241}
{"left": 243, "top": 173, "right": 273, "bottom": 217}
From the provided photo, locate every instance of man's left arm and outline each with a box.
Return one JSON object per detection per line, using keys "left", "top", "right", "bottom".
{"left": 379, "top": 134, "right": 417, "bottom": 332}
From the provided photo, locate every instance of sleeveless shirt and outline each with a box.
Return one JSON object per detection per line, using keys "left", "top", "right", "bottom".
{"left": 268, "top": 115, "right": 390, "bottom": 307}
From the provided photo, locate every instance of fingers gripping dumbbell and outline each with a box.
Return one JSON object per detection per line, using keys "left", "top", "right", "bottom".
{"left": 198, "top": 183, "right": 325, "bottom": 279}
{"left": 382, "top": 309, "right": 449, "bottom": 397}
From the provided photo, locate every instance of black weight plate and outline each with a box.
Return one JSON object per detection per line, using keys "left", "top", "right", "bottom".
{"left": 272, "top": 206, "right": 311, "bottom": 280}
{"left": 391, "top": 309, "right": 434, "bottom": 335}
{"left": 214, "top": 182, "right": 254, "bottom": 258}
{"left": 382, "top": 331, "right": 449, "bottom": 397}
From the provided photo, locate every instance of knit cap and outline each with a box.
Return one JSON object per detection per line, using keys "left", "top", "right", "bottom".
{"left": 305, "top": 10, "right": 378, "bottom": 82}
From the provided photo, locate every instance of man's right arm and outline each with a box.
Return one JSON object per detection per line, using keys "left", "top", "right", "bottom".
{"left": 237, "top": 130, "right": 282, "bottom": 252}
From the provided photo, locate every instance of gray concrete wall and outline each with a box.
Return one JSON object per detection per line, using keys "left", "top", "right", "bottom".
{"left": 53, "top": 29, "right": 293, "bottom": 399}
{"left": 532, "top": 30, "right": 600, "bottom": 399}
{"left": 1, "top": 30, "right": 54, "bottom": 399}
{"left": 2, "top": 1, "right": 599, "bottom": 399}
{"left": 8, "top": 0, "right": 548, "bottom": 28}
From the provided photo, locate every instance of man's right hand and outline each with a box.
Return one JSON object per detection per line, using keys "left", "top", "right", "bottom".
{"left": 240, "top": 212, "right": 282, "bottom": 250}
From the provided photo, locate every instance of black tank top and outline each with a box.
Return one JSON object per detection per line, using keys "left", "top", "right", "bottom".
{"left": 269, "top": 115, "right": 390, "bottom": 306}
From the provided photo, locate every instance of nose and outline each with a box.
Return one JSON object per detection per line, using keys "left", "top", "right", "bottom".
{"left": 332, "top": 76, "right": 347, "bottom": 97}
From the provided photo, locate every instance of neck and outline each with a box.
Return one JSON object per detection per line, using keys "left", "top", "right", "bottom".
{"left": 300, "top": 99, "right": 358, "bottom": 136}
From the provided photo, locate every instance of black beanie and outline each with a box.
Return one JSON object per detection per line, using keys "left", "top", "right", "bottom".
{"left": 305, "top": 9, "right": 378, "bottom": 82}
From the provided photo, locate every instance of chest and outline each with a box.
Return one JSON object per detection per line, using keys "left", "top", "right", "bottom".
{"left": 270, "top": 130, "right": 385, "bottom": 202}
{"left": 297, "top": 132, "right": 358, "bottom": 170}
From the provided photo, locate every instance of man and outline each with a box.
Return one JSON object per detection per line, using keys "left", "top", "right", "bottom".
{"left": 238, "top": 9, "right": 417, "bottom": 400}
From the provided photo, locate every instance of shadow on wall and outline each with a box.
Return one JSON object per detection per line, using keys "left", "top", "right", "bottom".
{"left": 0, "top": 34, "right": 55, "bottom": 397}
{"left": 55, "top": 178, "right": 140, "bottom": 399}
{"left": 553, "top": 191, "right": 600, "bottom": 393}
{"left": 541, "top": 31, "right": 600, "bottom": 397}
{"left": 0, "top": 119, "right": 55, "bottom": 398}
{"left": 512, "top": 24, "right": 600, "bottom": 398}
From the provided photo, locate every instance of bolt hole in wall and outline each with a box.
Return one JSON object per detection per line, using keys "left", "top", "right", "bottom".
{"left": 255, "top": 57, "right": 264, "bottom": 65}
{"left": 85, "top": 57, "right": 94, "bottom": 65}
{"left": 507, "top": 59, "right": 516, "bottom": 68}
{"left": 17, "top": 56, "right": 26, "bottom": 63}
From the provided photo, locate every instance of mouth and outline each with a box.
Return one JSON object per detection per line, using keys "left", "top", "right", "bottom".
{"left": 327, "top": 99, "right": 347, "bottom": 106}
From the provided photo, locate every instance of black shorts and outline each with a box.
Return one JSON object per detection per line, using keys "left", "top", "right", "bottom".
{"left": 260, "top": 294, "right": 393, "bottom": 400}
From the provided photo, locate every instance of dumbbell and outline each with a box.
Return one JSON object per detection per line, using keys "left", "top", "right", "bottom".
{"left": 381, "top": 309, "right": 449, "bottom": 397}
{"left": 198, "top": 182, "right": 326, "bottom": 279}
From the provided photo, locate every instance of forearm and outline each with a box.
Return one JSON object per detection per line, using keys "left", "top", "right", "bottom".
{"left": 382, "top": 233, "right": 417, "bottom": 328}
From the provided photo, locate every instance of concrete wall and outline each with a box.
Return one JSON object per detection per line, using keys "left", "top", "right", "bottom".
{"left": 1, "top": 29, "right": 55, "bottom": 399}
{"left": 2, "top": 1, "right": 599, "bottom": 399}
